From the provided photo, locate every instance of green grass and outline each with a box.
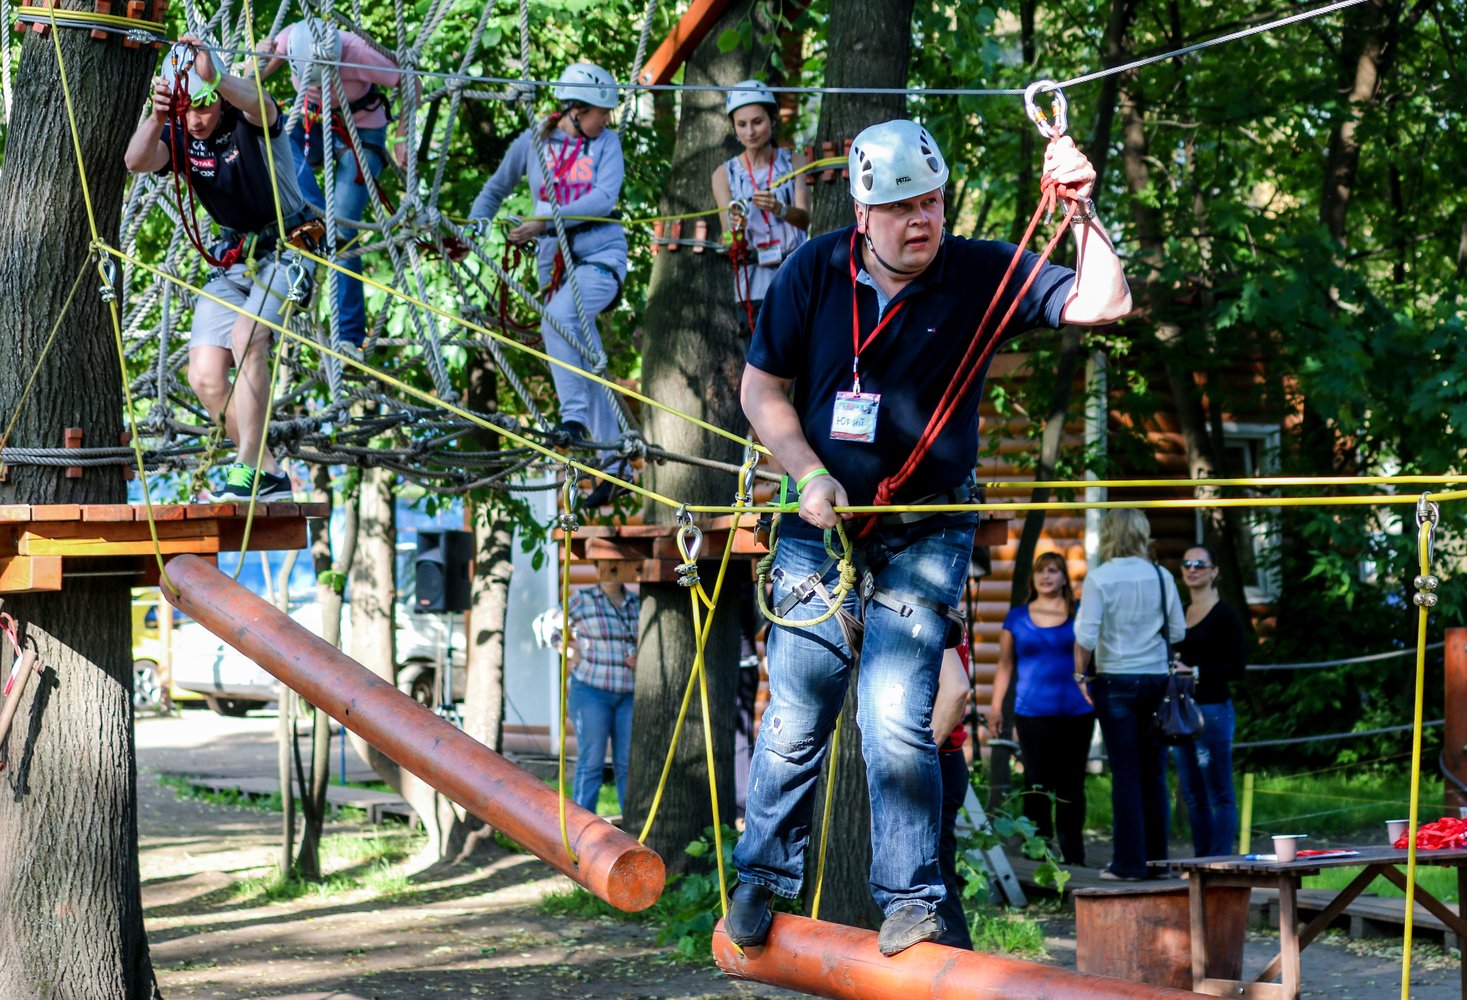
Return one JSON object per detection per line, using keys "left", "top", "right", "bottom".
{"left": 158, "top": 774, "right": 377, "bottom": 823}
{"left": 229, "top": 830, "right": 421, "bottom": 904}
{"left": 1076, "top": 765, "right": 1450, "bottom": 852}
{"left": 970, "top": 909, "right": 1049, "bottom": 958}
{"left": 1303, "top": 864, "right": 1458, "bottom": 904}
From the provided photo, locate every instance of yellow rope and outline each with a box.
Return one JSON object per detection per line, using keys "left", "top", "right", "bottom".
{"left": 982, "top": 473, "right": 1467, "bottom": 491}
{"left": 0, "top": 263, "right": 91, "bottom": 473}
{"left": 105, "top": 245, "right": 692, "bottom": 511}
{"left": 808, "top": 714, "right": 841, "bottom": 920}
{"left": 45, "top": 9, "right": 176, "bottom": 593}
{"left": 754, "top": 517, "right": 856, "bottom": 628}
{"left": 458, "top": 155, "right": 850, "bottom": 228}
{"left": 1399, "top": 509, "right": 1435, "bottom": 999}
{"left": 16, "top": 7, "right": 163, "bottom": 31}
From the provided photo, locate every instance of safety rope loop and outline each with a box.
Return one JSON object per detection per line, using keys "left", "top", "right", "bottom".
{"left": 754, "top": 517, "right": 857, "bottom": 628}
{"left": 1023, "top": 79, "right": 1069, "bottom": 139}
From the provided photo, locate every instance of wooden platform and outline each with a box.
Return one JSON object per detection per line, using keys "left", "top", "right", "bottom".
{"left": 0, "top": 502, "right": 329, "bottom": 593}
{"left": 560, "top": 511, "right": 1011, "bottom": 583}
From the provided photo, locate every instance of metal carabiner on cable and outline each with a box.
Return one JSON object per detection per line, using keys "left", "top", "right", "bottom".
{"left": 1414, "top": 492, "right": 1440, "bottom": 607}
{"left": 674, "top": 506, "right": 702, "bottom": 588}
{"left": 1023, "top": 79, "right": 1069, "bottom": 139}
{"left": 97, "top": 258, "right": 118, "bottom": 303}
{"left": 284, "top": 253, "right": 310, "bottom": 305}
{"left": 736, "top": 445, "right": 758, "bottom": 507}
{"left": 728, "top": 199, "right": 750, "bottom": 234}
{"left": 557, "top": 465, "right": 582, "bottom": 533}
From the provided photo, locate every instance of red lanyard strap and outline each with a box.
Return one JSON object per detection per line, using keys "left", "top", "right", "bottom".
{"left": 742, "top": 150, "right": 777, "bottom": 229}
{"left": 847, "top": 229, "right": 906, "bottom": 392}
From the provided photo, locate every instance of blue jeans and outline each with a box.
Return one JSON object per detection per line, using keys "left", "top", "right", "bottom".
{"left": 1093, "top": 672, "right": 1171, "bottom": 879}
{"left": 289, "top": 121, "right": 387, "bottom": 347}
{"left": 734, "top": 515, "right": 976, "bottom": 915}
{"left": 541, "top": 265, "right": 623, "bottom": 466}
{"left": 1172, "top": 700, "right": 1237, "bottom": 856}
{"left": 568, "top": 675, "right": 633, "bottom": 815}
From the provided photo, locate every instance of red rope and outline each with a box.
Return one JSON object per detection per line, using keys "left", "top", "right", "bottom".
{"left": 862, "top": 141, "right": 1083, "bottom": 533}
{"left": 164, "top": 71, "right": 243, "bottom": 269}
{"left": 727, "top": 233, "right": 756, "bottom": 335}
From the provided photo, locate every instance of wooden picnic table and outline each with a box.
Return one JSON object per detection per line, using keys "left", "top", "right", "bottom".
{"left": 1155, "top": 846, "right": 1467, "bottom": 999}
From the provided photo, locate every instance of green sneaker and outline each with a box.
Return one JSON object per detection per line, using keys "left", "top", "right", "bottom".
{"left": 209, "top": 463, "right": 293, "bottom": 503}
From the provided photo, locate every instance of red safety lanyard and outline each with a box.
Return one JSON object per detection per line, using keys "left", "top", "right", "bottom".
{"left": 847, "top": 229, "right": 906, "bottom": 393}
{"left": 742, "top": 150, "right": 776, "bottom": 229}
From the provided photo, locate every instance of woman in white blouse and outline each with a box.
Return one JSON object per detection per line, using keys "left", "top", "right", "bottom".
{"left": 1073, "top": 509, "right": 1185, "bottom": 880}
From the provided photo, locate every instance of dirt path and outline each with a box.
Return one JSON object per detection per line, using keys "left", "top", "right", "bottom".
{"left": 138, "top": 712, "right": 1462, "bottom": 999}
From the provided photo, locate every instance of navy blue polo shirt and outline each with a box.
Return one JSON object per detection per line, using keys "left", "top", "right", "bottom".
{"left": 747, "top": 223, "right": 1075, "bottom": 514}
{"left": 156, "top": 100, "right": 311, "bottom": 237}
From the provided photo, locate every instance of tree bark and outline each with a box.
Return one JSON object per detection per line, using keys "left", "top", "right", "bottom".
{"left": 297, "top": 464, "right": 357, "bottom": 880}
{"left": 623, "top": 0, "right": 769, "bottom": 876}
{"left": 800, "top": 0, "right": 917, "bottom": 931}
{"left": 0, "top": 19, "right": 159, "bottom": 999}
{"left": 808, "top": 0, "right": 917, "bottom": 237}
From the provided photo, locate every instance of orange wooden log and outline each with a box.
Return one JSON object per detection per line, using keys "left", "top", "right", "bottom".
{"left": 635, "top": 0, "right": 735, "bottom": 86}
{"left": 667, "top": 220, "right": 683, "bottom": 252}
{"left": 652, "top": 219, "right": 664, "bottom": 255}
{"left": 90, "top": 0, "right": 110, "bottom": 39}
{"left": 162, "top": 554, "right": 666, "bottom": 912}
{"left": 712, "top": 914, "right": 1202, "bottom": 1000}
{"left": 63, "top": 427, "right": 83, "bottom": 478}
{"left": 121, "top": 0, "right": 144, "bottom": 46}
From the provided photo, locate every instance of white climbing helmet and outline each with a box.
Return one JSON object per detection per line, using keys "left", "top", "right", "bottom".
{"left": 159, "top": 41, "right": 220, "bottom": 106}
{"left": 553, "top": 62, "right": 618, "bottom": 109}
{"left": 724, "top": 79, "right": 776, "bottom": 117}
{"left": 847, "top": 119, "right": 950, "bottom": 206}
{"left": 287, "top": 17, "right": 342, "bottom": 89}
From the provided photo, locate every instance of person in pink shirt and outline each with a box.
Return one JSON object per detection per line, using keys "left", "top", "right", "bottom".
{"left": 260, "top": 18, "right": 410, "bottom": 347}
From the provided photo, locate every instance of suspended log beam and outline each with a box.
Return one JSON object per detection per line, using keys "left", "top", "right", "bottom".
{"left": 634, "top": 0, "right": 735, "bottom": 86}
{"left": 162, "top": 554, "right": 666, "bottom": 912}
{"left": 712, "top": 914, "right": 1204, "bottom": 1000}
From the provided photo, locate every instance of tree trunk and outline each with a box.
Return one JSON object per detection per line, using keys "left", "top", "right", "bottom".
{"left": 807, "top": 0, "right": 917, "bottom": 237}
{"left": 0, "top": 20, "right": 158, "bottom": 999}
{"left": 801, "top": 0, "right": 916, "bottom": 930}
{"left": 623, "top": 0, "right": 769, "bottom": 876}
{"left": 297, "top": 464, "right": 357, "bottom": 880}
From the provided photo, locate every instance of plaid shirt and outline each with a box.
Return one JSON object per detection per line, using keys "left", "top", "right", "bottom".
{"left": 566, "top": 585, "right": 639, "bottom": 693}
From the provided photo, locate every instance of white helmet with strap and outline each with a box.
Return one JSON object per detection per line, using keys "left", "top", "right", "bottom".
{"left": 287, "top": 17, "right": 342, "bottom": 89}
{"left": 848, "top": 119, "right": 949, "bottom": 205}
{"left": 553, "top": 62, "right": 618, "bottom": 109}
{"left": 160, "top": 41, "right": 220, "bottom": 106}
{"left": 724, "top": 79, "right": 776, "bottom": 117}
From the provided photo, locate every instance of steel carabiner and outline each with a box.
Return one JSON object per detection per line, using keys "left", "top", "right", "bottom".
{"left": 1023, "top": 79, "right": 1069, "bottom": 140}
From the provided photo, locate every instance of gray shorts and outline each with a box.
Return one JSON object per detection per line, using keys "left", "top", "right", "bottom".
{"left": 190, "top": 259, "right": 306, "bottom": 350}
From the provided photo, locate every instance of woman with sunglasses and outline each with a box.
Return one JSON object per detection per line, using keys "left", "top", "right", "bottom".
{"left": 1173, "top": 545, "right": 1248, "bottom": 856}
{"left": 989, "top": 552, "right": 1094, "bottom": 866}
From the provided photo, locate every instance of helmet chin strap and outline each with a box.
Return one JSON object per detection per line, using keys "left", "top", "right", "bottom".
{"left": 568, "top": 109, "right": 587, "bottom": 138}
{"left": 863, "top": 233, "right": 923, "bottom": 276}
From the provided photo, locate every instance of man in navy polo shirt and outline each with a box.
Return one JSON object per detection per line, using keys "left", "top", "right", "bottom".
{"left": 125, "top": 37, "right": 320, "bottom": 502}
{"left": 728, "top": 119, "right": 1130, "bottom": 955}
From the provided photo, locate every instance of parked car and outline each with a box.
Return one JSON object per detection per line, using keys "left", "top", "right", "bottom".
{"left": 131, "top": 588, "right": 202, "bottom": 711}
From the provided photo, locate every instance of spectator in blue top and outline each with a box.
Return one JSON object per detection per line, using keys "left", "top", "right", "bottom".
{"left": 729, "top": 119, "right": 1131, "bottom": 956}
{"left": 558, "top": 558, "right": 639, "bottom": 814}
{"left": 989, "top": 551, "right": 1093, "bottom": 865}
{"left": 1073, "top": 509, "right": 1185, "bottom": 880}
{"left": 470, "top": 62, "right": 628, "bottom": 506}
{"left": 1173, "top": 544, "right": 1248, "bottom": 856}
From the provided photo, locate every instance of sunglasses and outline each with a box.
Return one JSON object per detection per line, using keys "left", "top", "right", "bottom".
{"left": 1181, "top": 560, "right": 1213, "bottom": 570}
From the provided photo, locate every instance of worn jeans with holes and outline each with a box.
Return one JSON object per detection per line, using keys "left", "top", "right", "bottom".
{"left": 568, "top": 675, "right": 633, "bottom": 815}
{"left": 1172, "top": 700, "right": 1237, "bottom": 856}
{"left": 1093, "top": 672, "right": 1171, "bottom": 878}
{"left": 733, "top": 515, "right": 976, "bottom": 915}
{"left": 289, "top": 122, "right": 387, "bottom": 347}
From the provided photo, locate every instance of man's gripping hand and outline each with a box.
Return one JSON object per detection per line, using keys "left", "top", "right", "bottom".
{"left": 1041, "top": 135, "right": 1096, "bottom": 202}
{"left": 798, "top": 473, "right": 849, "bottom": 530}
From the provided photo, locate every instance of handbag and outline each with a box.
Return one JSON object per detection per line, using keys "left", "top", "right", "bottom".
{"left": 1150, "top": 564, "right": 1206, "bottom": 745}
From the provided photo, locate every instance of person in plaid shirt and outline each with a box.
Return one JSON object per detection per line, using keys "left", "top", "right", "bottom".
{"left": 562, "top": 559, "right": 640, "bottom": 814}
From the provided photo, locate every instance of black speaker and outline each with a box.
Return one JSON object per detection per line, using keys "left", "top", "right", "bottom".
{"left": 414, "top": 529, "right": 473, "bottom": 613}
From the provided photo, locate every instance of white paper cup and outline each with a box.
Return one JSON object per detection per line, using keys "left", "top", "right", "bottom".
{"left": 1272, "top": 835, "right": 1303, "bottom": 863}
{"left": 1386, "top": 819, "right": 1410, "bottom": 844}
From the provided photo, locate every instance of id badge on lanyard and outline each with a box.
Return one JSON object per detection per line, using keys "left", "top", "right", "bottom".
{"left": 830, "top": 390, "right": 881, "bottom": 442}
{"left": 756, "top": 240, "right": 782, "bottom": 267}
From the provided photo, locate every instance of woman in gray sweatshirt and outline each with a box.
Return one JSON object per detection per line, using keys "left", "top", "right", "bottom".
{"left": 470, "top": 62, "right": 628, "bottom": 505}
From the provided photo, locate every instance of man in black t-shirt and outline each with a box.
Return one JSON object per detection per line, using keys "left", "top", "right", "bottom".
{"left": 125, "top": 38, "right": 319, "bottom": 502}
{"left": 728, "top": 119, "right": 1131, "bottom": 955}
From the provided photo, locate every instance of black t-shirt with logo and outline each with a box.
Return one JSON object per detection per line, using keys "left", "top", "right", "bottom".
{"left": 156, "top": 101, "right": 305, "bottom": 236}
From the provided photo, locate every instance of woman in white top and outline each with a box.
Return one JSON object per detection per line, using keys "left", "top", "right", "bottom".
{"left": 1073, "top": 509, "right": 1185, "bottom": 881}
{"left": 710, "top": 80, "right": 809, "bottom": 335}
